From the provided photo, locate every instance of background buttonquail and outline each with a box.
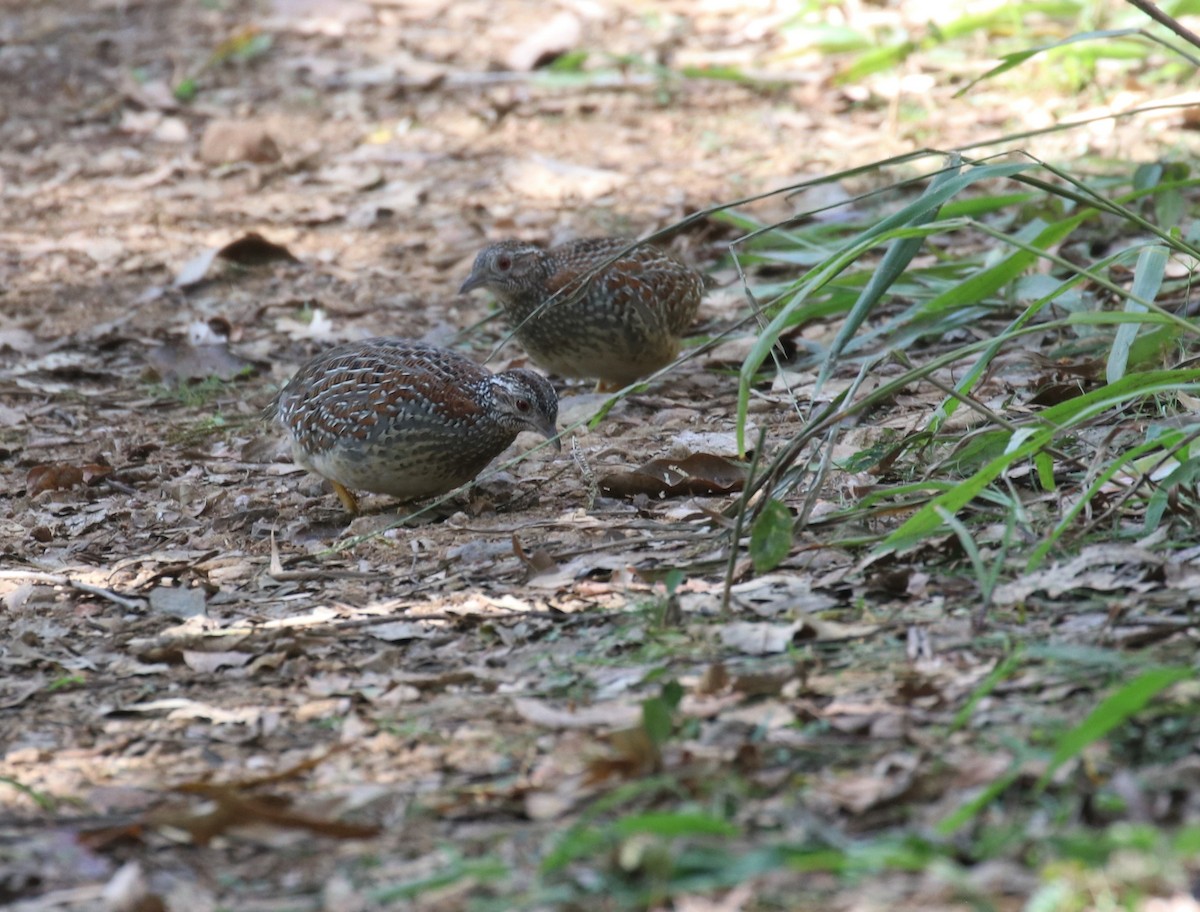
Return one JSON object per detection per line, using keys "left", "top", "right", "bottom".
{"left": 270, "top": 338, "right": 559, "bottom": 514}
{"left": 459, "top": 237, "right": 706, "bottom": 390}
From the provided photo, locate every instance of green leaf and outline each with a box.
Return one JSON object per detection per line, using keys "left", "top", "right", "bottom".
{"left": 937, "top": 764, "right": 1024, "bottom": 835}
{"left": 1029, "top": 428, "right": 1187, "bottom": 568}
{"left": 1146, "top": 453, "right": 1200, "bottom": 531}
{"left": 816, "top": 158, "right": 966, "bottom": 393}
{"left": 642, "top": 700, "right": 675, "bottom": 748}
{"left": 0, "top": 776, "right": 57, "bottom": 811}
{"left": 612, "top": 811, "right": 738, "bottom": 838}
{"left": 1034, "top": 451, "right": 1055, "bottom": 491}
{"left": 1036, "top": 666, "right": 1192, "bottom": 791}
{"left": 548, "top": 49, "right": 589, "bottom": 72}
{"left": 749, "top": 498, "right": 794, "bottom": 572}
{"left": 951, "top": 651, "right": 1023, "bottom": 733}
{"left": 1154, "top": 162, "right": 1190, "bottom": 227}
{"left": 173, "top": 78, "right": 198, "bottom": 101}
{"left": 372, "top": 854, "right": 508, "bottom": 902}
{"left": 660, "top": 679, "right": 684, "bottom": 711}
{"left": 836, "top": 41, "right": 917, "bottom": 83}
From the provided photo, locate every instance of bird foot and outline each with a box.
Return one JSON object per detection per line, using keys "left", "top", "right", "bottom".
{"left": 331, "top": 481, "right": 360, "bottom": 515}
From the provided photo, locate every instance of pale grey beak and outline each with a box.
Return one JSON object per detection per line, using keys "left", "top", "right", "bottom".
{"left": 459, "top": 270, "right": 485, "bottom": 295}
{"left": 538, "top": 420, "right": 562, "bottom": 451}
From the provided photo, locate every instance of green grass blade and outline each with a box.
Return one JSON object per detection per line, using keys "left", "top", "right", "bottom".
{"left": 736, "top": 161, "right": 1033, "bottom": 451}
{"left": 883, "top": 369, "right": 1200, "bottom": 553}
{"left": 950, "top": 650, "right": 1023, "bottom": 733}
{"left": 1035, "top": 666, "right": 1192, "bottom": 792}
{"left": 955, "top": 28, "right": 1146, "bottom": 97}
{"left": 918, "top": 213, "right": 1086, "bottom": 317}
{"left": 612, "top": 812, "right": 739, "bottom": 838}
{"left": 1106, "top": 245, "right": 1167, "bottom": 384}
{"left": 814, "top": 157, "right": 965, "bottom": 393}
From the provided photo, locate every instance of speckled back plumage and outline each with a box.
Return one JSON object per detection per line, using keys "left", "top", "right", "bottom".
{"left": 459, "top": 237, "right": 705, "bottom": 387}
{"left": 271, "top": 338, "right": 558, "bottom": 509}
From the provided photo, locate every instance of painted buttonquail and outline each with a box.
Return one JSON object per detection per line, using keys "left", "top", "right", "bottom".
{"left": 271, "top": 338, "right": 559, "bottom": 514}
{"left": 459, "top": 237, "right": 706, "bottom": 389}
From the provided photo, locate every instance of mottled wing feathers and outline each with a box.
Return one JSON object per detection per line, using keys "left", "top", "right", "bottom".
{"left": 277, "top": 339, "right": 489, "bottom": 456}
{"left": 538, "top": 239, "right": 701, "bottom": 332}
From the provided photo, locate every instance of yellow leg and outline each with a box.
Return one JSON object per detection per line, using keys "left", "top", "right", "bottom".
{"left": 596, "top": 379, "right": 620, "bottom": 393}
{"left": 331, "top": 481, "right": 359, "bottom": 515}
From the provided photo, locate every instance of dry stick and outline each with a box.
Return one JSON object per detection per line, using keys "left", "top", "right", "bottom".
{"left": 570, "top": 435, "right": 599, "bottom": 510}
{"left": 1124, "top": 0, "right": 1200, "bottom": 51}
{"left": 795, "top": 357, "right": 881, "bottom": 532}
{"left": 0, "top": 570, "right": 144, "bottom": 611}
{"left": 720, "top": 426, "right": 768, "bottom": 617}
{"left": 727, "top": 244, "right": 806, "bottom": 423}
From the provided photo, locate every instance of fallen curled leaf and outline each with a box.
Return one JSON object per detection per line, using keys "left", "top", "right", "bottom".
{"left": 173, "top": 232, "right": 299, "bottom": 288}
{"left": 217, "top": 232, "right": 299, "bottom": 266}
{"left": 599, "top": 452, "right": 748, "bottom": 499}
{"left": 27, "top": 463, "right": 112, "bottom": 496}
{"left": 512, "top": 532, "right": 557, "bottom": 575}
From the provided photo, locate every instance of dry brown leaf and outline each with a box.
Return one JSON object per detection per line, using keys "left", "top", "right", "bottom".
{"left": 585, "top": 724, "right": 661, "bottom": 784}
{"left": 504, "top": 155, "right": 629, "bottom": 202}
{"left": 994, "top": 544, "right": 1164, "bottom": 603}
{"left": 512, "top": 532, "right": 558, "bottom": 575}
{"left": 27, "top": 462, "right": 112, "bottom": 496}
{"left": 146, "top": 786, "right": 379, "bottom": 846}
{"left": 816, "top": 751, "right": 922, "bottom": 815}
{"left": 599, "top": 452, "right": 748, "bottom": 499}
{"left": 144, "top": 319, "right": 265, "bottom": 385}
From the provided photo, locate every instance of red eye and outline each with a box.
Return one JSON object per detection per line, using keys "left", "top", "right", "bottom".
{"left": 496, "top": 254, "right": 512, "bottom": 271}
{"left": 516, "top": 398, "right": 531, "bottom": 412}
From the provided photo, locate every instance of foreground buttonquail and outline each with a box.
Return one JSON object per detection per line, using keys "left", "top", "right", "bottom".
{"left": 271, "top": 338, "right": 559, "bottom": 514}
{"left": 459, "top": 237, "right": 705, "bottom": 389}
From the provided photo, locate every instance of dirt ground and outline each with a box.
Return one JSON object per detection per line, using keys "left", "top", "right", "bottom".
{"left": 2, "top": 1, "right": 1197, "bottom": 910}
